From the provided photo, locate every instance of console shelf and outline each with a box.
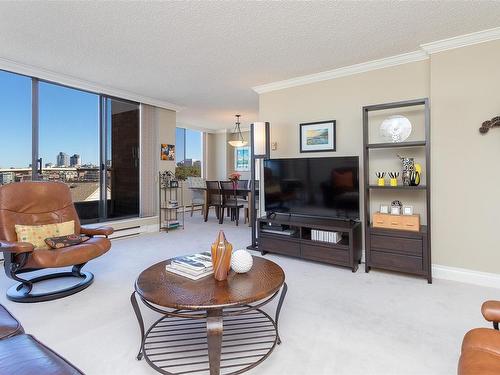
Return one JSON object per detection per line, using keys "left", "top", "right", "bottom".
{"left": 363, "top": 98, "right": 432, "bottom": 283}
{"left": 257, "top": 216, "right": 362, "bottom": 272}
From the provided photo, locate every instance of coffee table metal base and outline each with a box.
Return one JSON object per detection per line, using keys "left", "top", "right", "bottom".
{"left": 131, "top": 283, "right": 287, "bottom": 375}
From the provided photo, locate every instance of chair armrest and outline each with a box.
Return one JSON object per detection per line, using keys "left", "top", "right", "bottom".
{"left": 80, "top": 226, "right": 114, "bottom": 237}
{"left": 0, "top": 240, "right": 34, "bottom": 254}
{"left": 482, "top": 301, "right": 500, "bottom": 323}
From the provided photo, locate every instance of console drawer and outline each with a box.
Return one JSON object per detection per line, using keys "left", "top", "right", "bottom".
{"left": 259, "top": 235, "right": 300, "bottom": 257}
{"left": 370, "top": 250, "right": 423, "bottom": 273}
{"left": 370, "top": 234, "right": 422, "bottom": 256}
{"left": 301, "top": 243, "right": 349, "bottom": 265}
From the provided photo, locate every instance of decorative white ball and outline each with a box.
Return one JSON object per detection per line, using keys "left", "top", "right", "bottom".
{"left": 231, "top": 250, "right": 253, "bottom": 273}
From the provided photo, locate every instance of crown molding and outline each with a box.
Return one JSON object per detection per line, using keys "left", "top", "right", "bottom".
{"left": 253, "top": 26, "right": 500, "bottom": 94}
{"left": 0, "top": 56, "right": 184, "bottom": 112}
{"left": 421, "top": 26, "right": 500, "bottom": 54}
{"left": 252, "top": 50, "right": 429, "bottom": 94}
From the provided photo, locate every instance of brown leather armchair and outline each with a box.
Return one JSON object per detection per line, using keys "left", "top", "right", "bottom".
{"left": 458, "top": 300, "right": 500, "bottom": 374}
{"left": 0, "top": 181, "right": 113, "bottom": 303}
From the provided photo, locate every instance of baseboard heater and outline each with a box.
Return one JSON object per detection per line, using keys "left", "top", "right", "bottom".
{"left": 109, "top": 225, "right": 141, "bottom": 240}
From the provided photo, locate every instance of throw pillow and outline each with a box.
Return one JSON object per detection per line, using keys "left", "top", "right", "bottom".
{"left": 15, "top": 220, "right": 75, "bottom": 250}
{"left": 45, "top": 234, "right": 90, "bottom": 249}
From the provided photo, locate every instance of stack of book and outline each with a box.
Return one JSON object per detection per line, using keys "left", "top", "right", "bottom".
{"left": 165, "top": 252, "right": 213, "bottom": 280}
{"left": 311, "top": 229, "right": 342, "bottom": 244}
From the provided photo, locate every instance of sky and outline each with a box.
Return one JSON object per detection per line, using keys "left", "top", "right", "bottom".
{"left": 0, "top": 69, "right": 201, "bottom": 168}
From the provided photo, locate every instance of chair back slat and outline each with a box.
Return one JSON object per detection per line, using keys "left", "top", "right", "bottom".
{"left": 205, "top": 181, "right": 221, "bottom": 205}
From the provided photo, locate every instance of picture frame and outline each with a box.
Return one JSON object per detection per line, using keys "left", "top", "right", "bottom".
{"left": 234, "top": 146, "right": 250, "bottom": 171}
{"left": 403, "top": 206, "right": 414, "bottom": 216}
{"left": 160, "top": 144, "right": 175, "bottom": 161}
{"left": 390, "top": 206, "right": 401, "bottom": 215}
{"left": 300, "top": 120, "right": 336, "bottom": 153}
{"left": 380, "top": 205, "right": 389, "bottom": 214}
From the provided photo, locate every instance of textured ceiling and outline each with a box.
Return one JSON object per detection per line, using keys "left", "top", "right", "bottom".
{"left": 0, "top": 2, "right": 500, "bottom": 130}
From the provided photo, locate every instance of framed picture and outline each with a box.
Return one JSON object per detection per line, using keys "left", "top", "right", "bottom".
{"left": 160, "top": 144, "right": 175, "bottom": 161}
{"left": 234, "top": 146, "right": 250, "bottom": 171}
{"left": 390, "top": 206, "right": 401, "bottom": 215}
{"left": 403, "top": 206, "right": 414, "bottom": 215}
{"left": 380, "top": 205, "right": 389, "bottom": 214}
{"left": 300, "top": 120, "right": 336, "bottom": 153}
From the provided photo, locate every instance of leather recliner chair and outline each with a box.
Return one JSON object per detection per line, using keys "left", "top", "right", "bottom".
{"left": 0, "top": 181, "right": 113, "bottom": 303}
{"left": 458, "top": 300, "right": 500, "bottom": 374}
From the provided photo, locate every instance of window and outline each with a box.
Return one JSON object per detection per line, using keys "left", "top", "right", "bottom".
{"left": 38, "top": 81, "right": 100, "bottom": 220}
{"left": 175, "top": 127, "right": 202, "bottom": 179}
{"left": 0, "top": 70, "right": 32, "bottom": 184}
{"left": 0, "top": 69, "right": 140, "bottom": 223}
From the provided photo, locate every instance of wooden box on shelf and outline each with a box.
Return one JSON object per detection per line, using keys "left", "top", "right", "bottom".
{"left": 372, "top": 213, "right": 420, "bottom": 232}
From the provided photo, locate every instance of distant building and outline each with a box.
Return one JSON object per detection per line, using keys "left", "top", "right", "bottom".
{"left": 45, "top": 162, "right": 54, "bottom": 168}
{"left": 70, "top": 154, "right": 81, "bottom": 167}
{"left": 193, "top": 160, "right": 201, "bottom": 168}
{"left": 183, "top": 158, "right": 193, "bottom": 167}
{"left": 0, "top": 172, "right": 15, "bottom": 185}
{"left": 57, "top": 152, "right": 69, "bottom": 167}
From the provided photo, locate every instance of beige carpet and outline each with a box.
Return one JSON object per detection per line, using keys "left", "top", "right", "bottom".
{"left": 0, "top": 214, "right": 498, "bottom": 375}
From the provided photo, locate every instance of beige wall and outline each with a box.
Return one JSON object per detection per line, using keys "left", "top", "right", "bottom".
{"left": 260, "top": 60, "right": 429, "bottom": 228}
{"left": 258, "top": 39, "right": 500, "bottom": 274}
{"left": 430, "top": 40, "right": 500, "bottom": 273}
{"left": 206, "top": 132, "right": 228, "bottom": 180}
{"left": 226, "top": 130, "right": 251, "bottom": 180}
{"left": 156, "top": 107, "right": 176, "bottom": 173}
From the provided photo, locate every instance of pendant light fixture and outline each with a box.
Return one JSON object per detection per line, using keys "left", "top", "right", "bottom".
{"left": 228, "top": 114, "right": 248, "bottom": 147}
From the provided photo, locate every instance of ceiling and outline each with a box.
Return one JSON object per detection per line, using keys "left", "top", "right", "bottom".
{"left": 0, "top": 2, "right": 499, "bottom": 130}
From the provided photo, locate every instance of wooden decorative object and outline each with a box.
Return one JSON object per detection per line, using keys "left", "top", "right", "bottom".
{"left": 479, "top": 116, "right": 500, "bottom": 134}
{"left": 211, "top": 230, "right": 233, "bottom": 281}
{"left": 372, "top": 212, "right": 420, "bottom": 232}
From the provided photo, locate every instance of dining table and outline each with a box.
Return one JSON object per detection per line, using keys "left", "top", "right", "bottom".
{"left": 189, "top": 186, "right": 254, "bottom": 227}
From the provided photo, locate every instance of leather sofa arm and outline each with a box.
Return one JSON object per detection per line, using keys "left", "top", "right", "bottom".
{"left": 80, "top": 226, "right": 114, "bottom": 238}
{"left": 0, "top": 240, "right": 34, "bottom": 254}
{"left": 482, "top": 301, "right": 500, "bottom": 323}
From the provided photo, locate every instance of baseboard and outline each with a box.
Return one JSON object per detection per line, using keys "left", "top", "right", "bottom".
{"left": 432, "top": 264, "right": 500, "bottom": 288}
{"left": 143, "top": 223, "right": 160, "bottom": 233}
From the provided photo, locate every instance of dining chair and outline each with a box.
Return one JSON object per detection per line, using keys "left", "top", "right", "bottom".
{"left": 220, "top": 181, "right": 244, "bottom": 226}
{"left": 186, "top": 177, "right": 206, "bottom": 217}
{"left": 204, "top": 181, "right": 222, "bottom": 222}
{"left": 236, "top": 180, "right": 249, "bottom": 224}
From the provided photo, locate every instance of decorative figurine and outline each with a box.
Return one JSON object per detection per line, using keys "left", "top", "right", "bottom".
{"left": 230, "top": 249, "right": 253, "bottom": 273}
{"left": 376, "top": 172, "right": 385, "bottom": 186}
{"left": 388, "top": 172, "right": 399, "bottom": 186}
{"left": 397, "top": 155, "right": 415, "bottom": 186}
{"left": 211, "top": 230, "right": 233, "bottom": 281}
{"left": 409, "top": 170, "right": 421, "bottom": 186}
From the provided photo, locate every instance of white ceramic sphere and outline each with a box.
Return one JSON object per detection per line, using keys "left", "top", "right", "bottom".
{"left": 231, "top": 250, "right": 253, "bottom": 273}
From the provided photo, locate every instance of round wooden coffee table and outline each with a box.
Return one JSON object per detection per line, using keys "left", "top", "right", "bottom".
{"left": 131, "top": 256, "right": 287, "bottom": 375}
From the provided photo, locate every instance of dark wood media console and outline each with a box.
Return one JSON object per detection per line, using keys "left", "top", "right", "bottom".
{"left": 257, "top": 216, "right": 362, "bottom": 272}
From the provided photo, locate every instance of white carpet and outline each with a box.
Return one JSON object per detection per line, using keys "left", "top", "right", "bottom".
{"left": 0, "top": 214, "right": 498, "bottom": 375}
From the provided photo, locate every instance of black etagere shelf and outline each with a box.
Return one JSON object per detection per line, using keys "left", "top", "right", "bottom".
{"left": 159, "top": 172, "right": 185, "bottom": 232}
{"left": 363, "top": 98, "right": 432, "bottom": 283}
{"left": 367, "top": 185, "right": 427, "bottom": 190}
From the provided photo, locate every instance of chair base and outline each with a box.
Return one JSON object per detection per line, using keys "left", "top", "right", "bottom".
{"left": 6, "top": 271, "right": 94, "bottom": 303}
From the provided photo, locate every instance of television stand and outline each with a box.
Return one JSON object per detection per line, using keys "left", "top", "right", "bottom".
{"left": 257, "top": 215, "right": 362, "bottom": 272}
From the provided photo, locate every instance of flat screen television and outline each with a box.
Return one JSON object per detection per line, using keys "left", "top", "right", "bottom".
{"left": 264, "top": 156, "right": 360, "bottom": 220}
